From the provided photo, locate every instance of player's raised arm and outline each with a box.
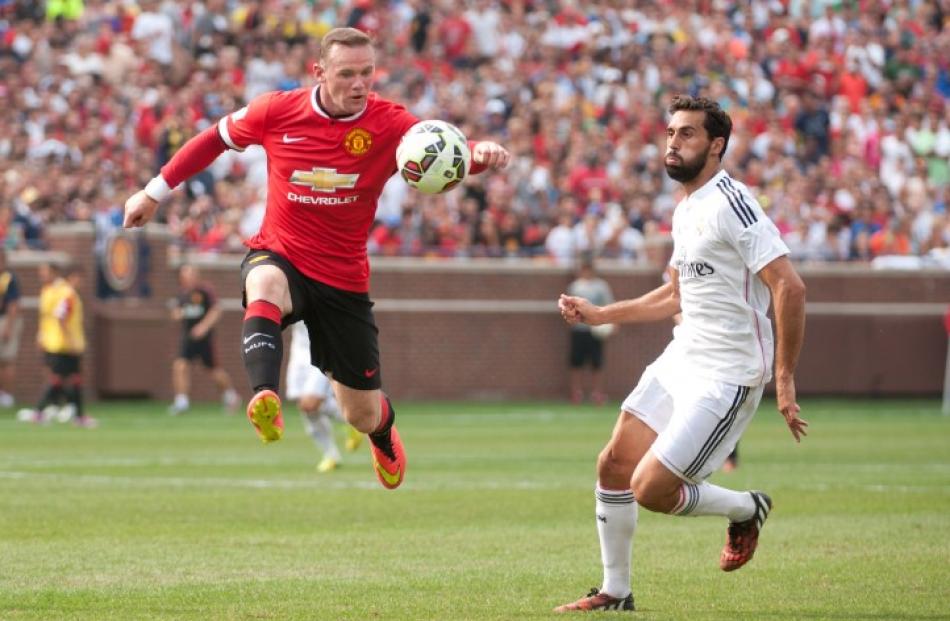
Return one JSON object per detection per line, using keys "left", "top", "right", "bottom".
{"left": 124, "top": 93, "right": 271, "bottom": 228}
{"left": 758, "top": 255, "right": 808, "bottom": 441}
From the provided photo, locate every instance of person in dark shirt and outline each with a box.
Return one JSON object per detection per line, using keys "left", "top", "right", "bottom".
{"left": 0, "top": 251, "right": 22, "bottom": 407}
{"left": 169, "top": 264, "right": 239, "bottom": 415}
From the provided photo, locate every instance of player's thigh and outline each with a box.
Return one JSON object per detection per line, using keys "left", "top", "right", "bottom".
{"left": 305, "top": 283, "right": 381, "bottom": 391}
{"left": 652, "top": 380, "right": 763, "bottom": 483}
{"left": 240, "top": 251, "right": 302, "bottom": 318}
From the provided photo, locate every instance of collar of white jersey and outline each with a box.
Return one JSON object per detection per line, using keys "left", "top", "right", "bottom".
{"left": 689, "top": 169, "right": 729, "bottom": 201}
{"left": 310, "top": 87, "right": 368, "bottom": 122}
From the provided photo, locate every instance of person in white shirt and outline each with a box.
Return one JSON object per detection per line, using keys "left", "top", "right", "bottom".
{"left": 555, "top": 95, "right": 807, "bottom": 613}
{"left": 286, "top": 322, "right": 362, "bottom": 473}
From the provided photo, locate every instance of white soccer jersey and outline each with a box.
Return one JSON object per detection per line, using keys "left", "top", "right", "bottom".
{"left": 667, "top": 170, "right": 789, "bottom": 386}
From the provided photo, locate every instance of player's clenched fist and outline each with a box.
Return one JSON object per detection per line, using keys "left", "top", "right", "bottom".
{"left": 123, "top": 190, "right": 159, "bottom": 228}
{"left": 472, "top": 141, "right": 511, "bottom": 169}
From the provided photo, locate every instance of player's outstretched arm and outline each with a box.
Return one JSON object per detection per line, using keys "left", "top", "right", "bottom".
{"left": 123, "top": 126, "right": 228, "bottom": 228}
{"left": 759, "top": 255, "right": 808, "bottom": 442}
{"left": 559, "top": 278, "right": 680, "bottom": 327}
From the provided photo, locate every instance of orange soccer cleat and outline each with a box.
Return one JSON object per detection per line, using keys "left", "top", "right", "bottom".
{"left": 554, "top": 588, "right": 635, "bottom": 613}
{"left": 720, "top": 491, "right": 772, "bottom": 571}
{"left": 246, "top": 389, "right": 284, "bottom": 443}
{"left": 370, "top": 424, "right": 406, "bottom": 489}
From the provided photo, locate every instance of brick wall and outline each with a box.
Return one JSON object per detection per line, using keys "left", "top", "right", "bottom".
{"left": 9, "top": 224, "right": 949, "bottom": 407}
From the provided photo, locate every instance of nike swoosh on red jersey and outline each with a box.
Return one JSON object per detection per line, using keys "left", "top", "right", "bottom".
{"left": 282, "top": 133, "right": 305, "bottom": 143}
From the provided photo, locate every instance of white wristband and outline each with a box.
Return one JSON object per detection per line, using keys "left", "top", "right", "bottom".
{"left": 144, "top": 176, "right": 172, "bottom": 202}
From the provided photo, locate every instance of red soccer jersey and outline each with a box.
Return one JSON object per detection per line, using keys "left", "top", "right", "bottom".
{"left": 219, "top": 87, "right": 418, "bottom": 292}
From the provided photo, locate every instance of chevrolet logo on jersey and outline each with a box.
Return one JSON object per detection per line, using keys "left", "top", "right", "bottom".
{"left": 290, "top": 168, "right": 359, "bottom": 193}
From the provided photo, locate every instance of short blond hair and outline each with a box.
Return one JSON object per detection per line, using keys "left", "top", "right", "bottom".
{"left": 319, "top": 27, "right": 373, "bottom": 63}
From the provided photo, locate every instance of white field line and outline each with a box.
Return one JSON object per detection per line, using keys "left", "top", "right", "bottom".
{"left": 0, "top": 469, "right": 947, "bottom": 494}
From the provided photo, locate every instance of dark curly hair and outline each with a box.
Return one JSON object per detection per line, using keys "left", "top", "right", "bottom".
{"left": 668, "top": 95, "right": 732, "bottom": 160}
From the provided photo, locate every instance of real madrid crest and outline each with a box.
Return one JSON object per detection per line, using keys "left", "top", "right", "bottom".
{"left": 344, "top": 128, "right": 372, "bottom": 156}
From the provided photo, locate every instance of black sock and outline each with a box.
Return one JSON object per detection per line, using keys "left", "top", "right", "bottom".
{"left": 242, "top": 301, "right": 283, "bottom": 393}
{"left": 369, "top": 394, "right": 396, "bottom": 458}
{"left": 65, "top": 383, "right": 83, "bottom": 418}
{"left": 37, "top": 384, "right": 64, "bottom": 411}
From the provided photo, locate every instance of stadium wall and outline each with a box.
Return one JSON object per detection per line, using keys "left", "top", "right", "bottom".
{"left": 10, "top": 224, "right": 949, "bottom": 405}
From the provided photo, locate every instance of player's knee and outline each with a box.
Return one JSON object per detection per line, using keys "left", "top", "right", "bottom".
{"left": 629, "top": 473, "right": 678, "bottom": 513}
{"left": 298, "top": 395, "right": 322, "bottom": 412}
{"left": 597, "top": 445, "right": 636, "bottom": 489}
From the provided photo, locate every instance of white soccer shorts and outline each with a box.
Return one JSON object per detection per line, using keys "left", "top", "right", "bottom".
{"left": 621, "top": 355, "right": 764, "bottom": 483}
{"left": 285, "top": 357, "right": 334, "bottom": 404}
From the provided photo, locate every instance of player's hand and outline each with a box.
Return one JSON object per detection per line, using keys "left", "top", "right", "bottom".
{"left": 775, "top": 375, "right": 808, "bottom": 442}
{"left": 472, "top": 141, "right": 511, "bottom": 170}
{"left": 123, "top": 190, "right": 159, "bottom": 228}
{"left": 190, "top": 325, "right": 207, "bottom": 339}
{"left": 558, "top": 294, "right": 600, "bottom": 326}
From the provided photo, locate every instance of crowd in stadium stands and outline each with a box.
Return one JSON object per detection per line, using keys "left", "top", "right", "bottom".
{"left": 1, "top": 0, "right": 949, "bottom": 267}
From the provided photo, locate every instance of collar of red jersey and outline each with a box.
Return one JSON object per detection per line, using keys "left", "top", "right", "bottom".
{"left": 310, "top": 87, "right": 368, "bottom": 122}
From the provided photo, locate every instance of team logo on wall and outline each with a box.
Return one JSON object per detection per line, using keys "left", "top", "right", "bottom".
{"left": 103, "top": 231, "right": 138, "bottom": 292}
{"left": 344, "top": 128, "right": 372, "bottom": 156}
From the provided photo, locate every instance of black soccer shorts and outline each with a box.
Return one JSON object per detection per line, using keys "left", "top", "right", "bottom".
{"left": 240, "top": 249, "right": 382, "bottom": 390}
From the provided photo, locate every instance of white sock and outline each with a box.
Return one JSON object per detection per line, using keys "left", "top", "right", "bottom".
{"left": 306, "top": 413, "right": 341, "bottom": 461}
{"left": 595, "top": 485, "right": 637, "bottom": 598}
{"left": 174, "top": 394, "right": 189, "bottom": 410}
{"left": 672, "top": 481, "right": 754, "bottom": 522}
{"left": 222, "top": 388, "right": 238, "bottom": 404}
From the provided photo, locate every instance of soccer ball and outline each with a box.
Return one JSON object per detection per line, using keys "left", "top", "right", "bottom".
{"left": 396, "top": 120, "right": 471, "bottom": 194}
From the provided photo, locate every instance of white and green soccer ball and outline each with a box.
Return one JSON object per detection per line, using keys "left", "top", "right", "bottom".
{"left": 396, "top": 120, "right": 471, "bottom": 194}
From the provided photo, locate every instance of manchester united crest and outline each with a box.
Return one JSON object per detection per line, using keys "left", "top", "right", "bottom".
{"left": 344, "top": 128, "right": 372, "bottom": 156}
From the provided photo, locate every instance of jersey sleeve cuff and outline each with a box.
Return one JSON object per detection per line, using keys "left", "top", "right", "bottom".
{"left": 144, "top": 175, "right": 172, "bottom": 202}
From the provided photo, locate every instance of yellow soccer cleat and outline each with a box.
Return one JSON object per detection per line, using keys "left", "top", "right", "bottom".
{"left": 316, "top": 457, "right": 339, "bottom": 473}
{"left": 345, "top": 426, "right": 364, "bottom": 452}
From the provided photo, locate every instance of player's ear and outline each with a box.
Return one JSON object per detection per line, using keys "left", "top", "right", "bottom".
{"left": 312, "top": 61, "right": 325, "bottom": 80}
{"left": 711, "top": 136, "right": 725, "bottom": 158}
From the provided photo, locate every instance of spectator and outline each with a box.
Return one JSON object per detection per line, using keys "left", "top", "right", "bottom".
{"left": 0, "top": 250, "right": 22, "bottom": 407}
{"left": 566, "top": 255, "right": 614, "bottom": 406}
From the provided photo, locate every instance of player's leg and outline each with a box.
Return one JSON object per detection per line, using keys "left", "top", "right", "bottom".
{"left": 568, "top": 330, "right": 586, "bottom": 403}
{"left": 633, "top": 381, "right": 770, "bottom": 571}
{"left": 298, "top": 395, "right": 342, "bottom": 472}
{"left": 722, "top": 444, "right": 739, "bottom": 472}
{"left": 307, "top": 281, "right": 404, "bottom": 489}
{"left": 590, "top": 337, "right": 606, "bottom": 406}
{"left": 241, "top": 254, "right": 296, "bottom": 443}
{"left": 205, "top": 340, "right": 238, "bottom": 413}
{"left": 170, "top": 356, "right": 190, "bottom": 415}
{"left": 555, "top": 365, "right": 673, "bottom": 613}
{"left": 333, "top": 383, "right": 405, "bottom": 489}
{"left": 32, "top": 360, "right": 65, "bottom": 423}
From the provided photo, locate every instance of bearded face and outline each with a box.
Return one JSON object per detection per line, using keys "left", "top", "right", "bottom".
{"left": 665, "top": 143, "right": 711, "bottom": 183}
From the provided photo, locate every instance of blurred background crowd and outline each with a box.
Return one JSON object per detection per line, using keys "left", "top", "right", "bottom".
{"left": 1, "top": 0, "right": 949, "bottom": 267}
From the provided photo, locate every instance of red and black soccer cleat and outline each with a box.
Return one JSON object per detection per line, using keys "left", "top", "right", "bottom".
{"left": 720, "top": 491, "right": 772, "bottom": 571}
{"left": 554, "top": 588, "right": 635, "bottom": 612}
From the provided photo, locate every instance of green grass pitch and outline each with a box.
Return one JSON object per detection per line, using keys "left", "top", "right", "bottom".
{"left": 0, "top": 399, "right": 947, "bottom": 620}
